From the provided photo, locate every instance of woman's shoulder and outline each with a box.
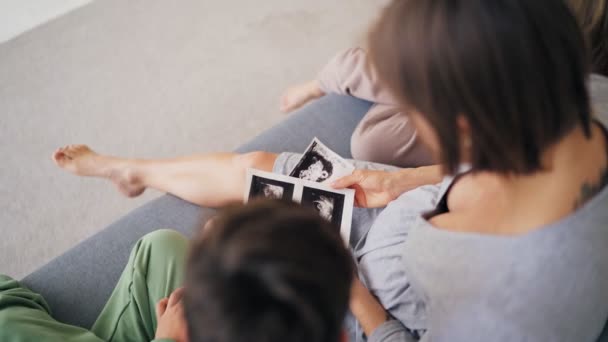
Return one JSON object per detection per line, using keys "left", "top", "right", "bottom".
{"left": 415, "top": 188, "right": 608, "bottom": 339}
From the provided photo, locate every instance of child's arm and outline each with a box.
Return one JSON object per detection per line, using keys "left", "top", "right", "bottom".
{"left": 317, "top": 47, "right": 397, "bottom": 105}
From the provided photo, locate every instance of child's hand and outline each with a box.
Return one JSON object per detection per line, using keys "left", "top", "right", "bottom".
{"left": 155, "top": 288, "right": 189, "bottom": 342}
{"left": 280, "top": 80, "right": 325, "bottom": 113}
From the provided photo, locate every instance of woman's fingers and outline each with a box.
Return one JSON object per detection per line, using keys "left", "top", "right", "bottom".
{"left": 331, "top": 175, "right": 355, "bottom": 189}
{"left": 332, "top": 171, "right": 370, "bottom": 207}
{"left": 352, "top": 184, "right": 368, "bottom": 208}
{"left": 332, "top": 172, "right": 363, "bottom": 189}
{"left": 156, "top": 298, "right": 169, "bottom": 320}
{"left": 332, "top": 170, "right": 393, "bottom": 208}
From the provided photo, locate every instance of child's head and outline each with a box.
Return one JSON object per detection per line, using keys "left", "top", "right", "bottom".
{"left": 368, "top": 0, "right": 591, "bottom": 175}
{"left": 184, "top": 199, "right": 353, "bottom": 342}
{"left": 567, "top": 0, "right": 608, "bottom": 76}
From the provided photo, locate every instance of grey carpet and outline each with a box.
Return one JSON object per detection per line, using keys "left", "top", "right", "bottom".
{"left": 0, "top": 0, "right": 385, "bottom": 279}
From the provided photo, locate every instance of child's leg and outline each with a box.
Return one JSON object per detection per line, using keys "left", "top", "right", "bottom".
{"left": 281, "top": 47, "right": 398, "bottom": 113}
{"left": 53, "top": 145, "right": 278, "bottom": 207}
{"left": 350, "top": 104, "right": 434, "bottom": 168}
{"left": 91, "top": 229, "right": 188, "bottom": 342}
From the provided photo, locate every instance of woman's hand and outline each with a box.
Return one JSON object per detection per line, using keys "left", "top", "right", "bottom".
{"left": 332, "top": 165, "right": 443, "bottom": 208}
{"left": 332, "top": 170, "right": 398, "bottom": 208}
{"left": 155, "top": 288, "right": 189, "bottom": 342}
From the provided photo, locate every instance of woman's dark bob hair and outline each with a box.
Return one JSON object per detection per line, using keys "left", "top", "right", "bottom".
{"left": 369, "top": 0, "right": 592, "bottom": 174}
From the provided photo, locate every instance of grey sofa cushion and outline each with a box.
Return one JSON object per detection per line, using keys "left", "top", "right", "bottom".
{"left": 20, "top": 94, "right": 372, "bottom": 329}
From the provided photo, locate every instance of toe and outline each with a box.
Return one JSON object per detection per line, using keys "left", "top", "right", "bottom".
{"left": 62, "top": 148, "right": 75, "bottom": 159}
{"left": 75, "top": 145, "right": 91, "bottom": 154}
{"left": 53, "top": 151, "right": 67, "bottom": 165}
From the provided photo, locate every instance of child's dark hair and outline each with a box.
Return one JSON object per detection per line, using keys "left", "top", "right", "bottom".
{"left": 184, "top": 199, "right": 353, "bottom": 342}
{"left": 369, "top": 0, "right": 592, "bottom": 174}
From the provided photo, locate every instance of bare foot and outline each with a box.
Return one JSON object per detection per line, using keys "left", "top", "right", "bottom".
{"left": 52, "top": 145, "right": 146, "bottom": 197}
{"left": 280, "top": 80, "right": 325, "bottom": 113}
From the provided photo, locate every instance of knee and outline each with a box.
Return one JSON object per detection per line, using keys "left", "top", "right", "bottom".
{"left": 351, "top": 120, "right": 432, "bottom": 167}
{"left": 141, "top": 229, "right": 188, "bottom": 251}
{"left": 233, "top": 151, "right": 275, "bottom": 170}
{"left": 350, "top": 132, "right": 373, "bottom": 161}
{"left": 350, "top": 131, "right": 394, "bottom": 165}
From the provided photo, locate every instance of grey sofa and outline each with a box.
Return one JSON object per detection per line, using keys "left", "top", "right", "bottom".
{"left": 20, "top": 92, "right": 608, "bottom": 340}
{"left": 20, "top": 94, "right": 373, "bottom": 329}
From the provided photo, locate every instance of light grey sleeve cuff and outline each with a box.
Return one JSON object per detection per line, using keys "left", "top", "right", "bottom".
{"left": 367, "top": 320, "right": 418, "bottom": 342}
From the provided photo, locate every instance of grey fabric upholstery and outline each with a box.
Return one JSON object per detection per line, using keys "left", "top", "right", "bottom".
{"left": 19, "top": 94, "right": 372, "bottom": 329}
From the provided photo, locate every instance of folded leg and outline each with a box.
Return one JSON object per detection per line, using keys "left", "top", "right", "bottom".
{"left": 351, "top": 104, "right": 434, "bottom": 168}
{"left": 317, "top": 48, "right": 433, "bottom": 167}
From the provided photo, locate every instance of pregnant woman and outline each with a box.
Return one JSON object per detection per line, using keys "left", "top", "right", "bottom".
{"left": 51, "top": 0, "right": 608, "bottom": 340}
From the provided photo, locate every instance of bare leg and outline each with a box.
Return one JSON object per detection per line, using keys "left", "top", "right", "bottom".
{"left": 52, "top": 145, "right": 278, "bottom": 207}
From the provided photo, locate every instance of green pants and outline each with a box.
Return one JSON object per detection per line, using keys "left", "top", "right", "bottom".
{"left": 0, "top": 229, "right": 188, "bottom": 342}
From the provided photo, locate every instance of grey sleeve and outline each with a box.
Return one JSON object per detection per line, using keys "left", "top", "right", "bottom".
{"left": 366, "top": 311, "right": 519, "bottom": 342}
{"left": 367, "top": 320, "right": 418, "bottom": 342}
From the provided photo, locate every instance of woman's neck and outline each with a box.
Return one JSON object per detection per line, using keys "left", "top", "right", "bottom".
{"left": 510, "top": 123, "right": 608, "bottom": 209}
{"left": 438, "top": 123, "right": 608, "bottom": 235}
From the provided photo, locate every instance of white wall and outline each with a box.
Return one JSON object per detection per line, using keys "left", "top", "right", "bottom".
{"left": 0, "top": 0, "right": 93, "bottom": 43}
